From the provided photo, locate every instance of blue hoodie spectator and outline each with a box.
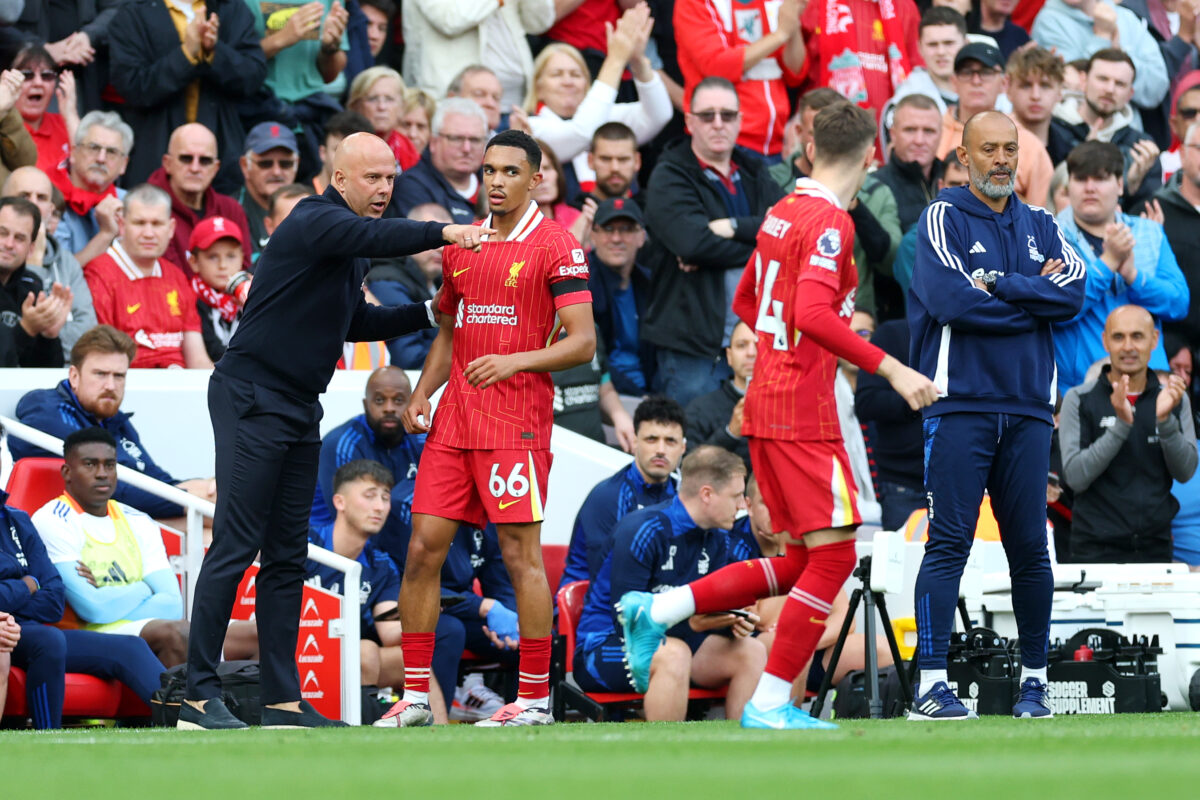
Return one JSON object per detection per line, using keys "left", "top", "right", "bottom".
{"left": 1052, "top": 211, "right": 1188, "bottom": 389}
{"left": 311, "top": 414, "right": 424, "bottom": 529}
{"left": 12, "top": 380, "right": 184, "bottom": 518}
{"left": 910, "top": 186, "right": 1087, "bottom": 423}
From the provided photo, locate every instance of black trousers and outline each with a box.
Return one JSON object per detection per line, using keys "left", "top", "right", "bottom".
{"left": 186, "top": 372, "right": 322, "bottom": 704}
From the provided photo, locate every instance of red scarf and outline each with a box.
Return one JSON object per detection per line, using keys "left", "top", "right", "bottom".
{"left": 818, "top": 0, "right": 911, "bottom": 108}
{"left": 191, "top": 275, "right": 239, "bottom": 323}
{"left": 49, "top": 159, "right": 117, "bottom": 216}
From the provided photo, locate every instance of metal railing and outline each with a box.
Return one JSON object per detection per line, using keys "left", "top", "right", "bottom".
{"left": 1, "top": 415, "right": 362, "bottom": 725}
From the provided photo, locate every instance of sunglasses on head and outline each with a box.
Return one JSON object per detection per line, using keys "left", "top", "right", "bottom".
{"left": 691, "top": 109, "right": 740, "bottom": 123}
{"left": 175, "top": 153, "right": 216, "bottom": 167}
{"left": 19, "top": 69, "right": 58, "bottom": 82}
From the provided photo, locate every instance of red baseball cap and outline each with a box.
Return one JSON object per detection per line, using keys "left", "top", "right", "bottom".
{"left": 189, "top": 216, "right": 245, "bottom": 252}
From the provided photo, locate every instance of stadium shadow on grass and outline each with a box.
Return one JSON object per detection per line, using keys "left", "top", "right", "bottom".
{"left": 3, "top": 715, "right": 1200, "bottom": 798}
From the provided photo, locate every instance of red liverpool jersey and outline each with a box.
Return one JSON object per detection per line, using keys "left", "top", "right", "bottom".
{"left": 84, "top": 241, "right": 201, "bottom": 369}
{"left": 733, "top": 178, "right": 862, "bottom": 442}
{"left": 432, "top": 202, "right": 591, "bottom": 450}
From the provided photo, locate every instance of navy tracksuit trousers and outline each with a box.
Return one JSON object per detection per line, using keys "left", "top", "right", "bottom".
{"left": 11, "top": 625, "right": 164, "bottom": 729}
{"left": 914, "top": 412, "right": 1053, "bottom": 671}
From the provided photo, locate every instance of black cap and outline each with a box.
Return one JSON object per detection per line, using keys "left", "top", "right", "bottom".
{"left": 594, "top": 197, "right": 643, "bottom": 227}
{"left": 954, "top": 42, "right": 1005, "bottom": 73}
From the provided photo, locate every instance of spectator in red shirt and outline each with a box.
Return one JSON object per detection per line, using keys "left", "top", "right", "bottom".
{"left": 11, "top": 44, "right": 73, "bottom": 177}
{"left": 83, "top": 184, "right": 210, "bottom": 369}
{"left": 546, "top": 0, "right": 621, "bottom": 71}
{"left": 146, "top": 122, "right": 253, "bottom": 275}
{"left": 675, "top": 0, "right": 808, "bottom": 159}
{"left": 802, "top": 0, "right": 924, "bottom": 121}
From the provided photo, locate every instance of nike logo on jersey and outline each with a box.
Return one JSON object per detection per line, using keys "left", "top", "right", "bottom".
{"left": 969, "top": 241, "right": 987, "bottom": 254}
{"left": 126, "top": 303, "right": 141, "bottom": 314}
{"left": 453, "top": 267, "right": 471, "bottom": 277}
{"left": 497, "top": 499, "right": 521, "bottom": 510}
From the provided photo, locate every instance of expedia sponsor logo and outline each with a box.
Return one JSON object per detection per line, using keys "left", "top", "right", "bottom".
{"left": 464, "top": 303, "right": 518, "bottom": 326}
{"left": 557, "top": 263, "right": 588, "bottom": 277}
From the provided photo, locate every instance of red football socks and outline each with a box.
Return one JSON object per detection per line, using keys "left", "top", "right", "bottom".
{"left": 689, "top": 544, "right": 809, "bottom": 613}
{"left": 762, "top": 539, "right": 857, "bottom": 682}
{"left": 401, "top": 631, "right": 435, "bottom": 694}
{"left": 516, "top": 635, "right": 552, "bottom": 705}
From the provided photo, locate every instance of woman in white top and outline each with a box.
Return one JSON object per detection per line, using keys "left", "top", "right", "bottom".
{"left": 519, "top": 3, "right": 672, "bottom": 170}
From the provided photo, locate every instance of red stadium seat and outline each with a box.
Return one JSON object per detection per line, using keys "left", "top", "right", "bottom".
{"left": 2, "top": 667, "right": 150, "bottom": 724}
{"left": 552, "top": 581, "right": 726, "bottom": 722}
{"left": 542, "top": 544, "right": 567, "bottom": 593}
{"left": 4, "top": 457, "right": 66, "bottom": 513}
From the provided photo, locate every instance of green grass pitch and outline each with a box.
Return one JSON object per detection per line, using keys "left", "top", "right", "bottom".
{"left": 4, "top": 715, "right": 1200, "bottom": 799}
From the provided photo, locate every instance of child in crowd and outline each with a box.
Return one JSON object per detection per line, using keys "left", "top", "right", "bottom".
{"left": 187, "top": 217, "right": 251, "bottom": 363}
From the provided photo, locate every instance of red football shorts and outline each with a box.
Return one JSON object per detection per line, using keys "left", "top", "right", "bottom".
{"left": 749, "top": 437, "right": 862, "bottom": 537}
{"left": 412, "top": 440, "right": 552, "bottom": 528}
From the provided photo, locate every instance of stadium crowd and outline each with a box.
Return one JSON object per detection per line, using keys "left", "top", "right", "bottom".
{"left": 3, "top": 0, "right": 1200, "bottom": 726}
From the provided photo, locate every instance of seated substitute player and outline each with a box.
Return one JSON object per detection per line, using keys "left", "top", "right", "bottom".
{"left": 302, "top": 460, "right": 460, "bottom": 717}
{"left": 574, "top": 446, "right": 765, "bottom": 722}
{"left": 32, "top": 428, "right": 188, "bottom": 666}
{"left": 310, "top": 366, "right": 424, "bottom": 529}
{"left": 1, "top": 479, "right": 164, "bottom": 730}
{"left": 389, "top": 129, "right": 596, "bottom": 728}
{"left": 619, "top": 104, "right": 940, "bottom": 731}
{"left": 559, "top": 395, "right": 686, "bottom": 589}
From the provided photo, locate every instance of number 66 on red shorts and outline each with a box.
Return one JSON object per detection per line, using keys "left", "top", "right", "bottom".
{"left": 412, "top": 440, "right": 553, "bottom": 529}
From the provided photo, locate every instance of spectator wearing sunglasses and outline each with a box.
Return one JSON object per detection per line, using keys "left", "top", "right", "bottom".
{"left": 1159, "top": 74, "right": 1200, "bottom": 185}
{"left": 10, "top": 44, "right": 70, "bottom": 178}
{"left": 108, "top": 0, "right": 268, "bottom": 194}
{"left": 237, "top": 122, "right": 300, "bottom": 258}
{"left": 147, "top": 123, "right": 253, "bottom": 275}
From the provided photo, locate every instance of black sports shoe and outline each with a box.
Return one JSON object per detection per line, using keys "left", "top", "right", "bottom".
{"left": 261, "top": 700, "right": 350, "bottom": 728}
{"left": 177, "top": 697, "right": 249, "bottom": 730}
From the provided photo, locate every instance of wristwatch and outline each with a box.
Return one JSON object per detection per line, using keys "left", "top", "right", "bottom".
{"left": 983, "top": 272, "right": 998, "bottom": 294}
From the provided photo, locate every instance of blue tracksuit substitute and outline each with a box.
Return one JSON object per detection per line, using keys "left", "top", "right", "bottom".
{"left": 304, "top": 524, "right": 402, "bottom": 640}
{"left": 573, "top": 497, "right": 756, "bottom": 692}
{"left": 13, "top": 380, "right": 184, "bottom": 518}
{"left": 1, "top": 491, "right": 163, "bottom": 728}
{"left": 559, "top": 461, "right": 678, "bottom": 590}
{"left": 310, "top": 414, "right": 424, "bottom": 528}
{"left": 909, "top": 187, "right": 1086, "bottom": 672}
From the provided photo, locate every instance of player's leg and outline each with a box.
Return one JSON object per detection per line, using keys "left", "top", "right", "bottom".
{"left": 389, "top": 443, "right": 482, "bottom": 726}
{"left": 139, "top": 619, "right": 189, "bottom": 668}
{"left": 472, "top": 450, "right": 555, "bottom": 726}
{"left": 741, "top": 526, "right": 855, "bottom": 730}
{"left": 989, "top": 415, "right": 1055, "bottom": 719}
{"left": 485, "top": 520, "right": 554, "bottom": 725}
{"left": 390, "top": 513, "right": 457, "bottom": 723}
{"left": 10, "top": 623, "right": 66, "bottom": 729}
{"left": 62, "top": 629, "right": 164, "bottom": 714}
{"left": 361, "top": 639, "right": 383, "bottom": 687}
{"left": 689, "top": 632, "right": 768, "bottom": 720}
{"left": 642, "top": 637, "right": 693, "bottom": 722}
{"left": 910, "top": 413, "right": 995, "bottom": 721}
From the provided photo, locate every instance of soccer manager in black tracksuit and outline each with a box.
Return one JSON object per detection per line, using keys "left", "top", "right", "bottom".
{"left": 180, "top": 134, "right": 485, "bottom": 730}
